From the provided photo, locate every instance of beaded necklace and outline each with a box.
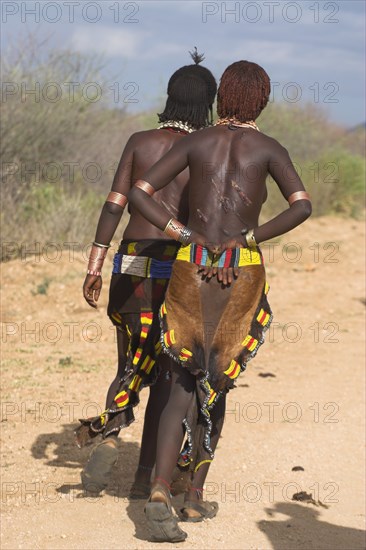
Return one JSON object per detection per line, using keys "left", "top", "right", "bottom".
{"left": 157, "top": 120, "right": 195, "bottom": 134}
{"left": 215, "top": 117, "right": 260, "bottom": 131}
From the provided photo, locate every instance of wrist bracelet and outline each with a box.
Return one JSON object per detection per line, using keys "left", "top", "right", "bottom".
{"left": 164, "top": 218, "right": 192, "bottom": 246}
{"left": 245, "top": 228, "right": 257, "bottom": 248}
{"left": 88, "top": 244, "right": 108, "bottom": 273}
{"left": 93, "top": 241, "right": 110, "bottom": 249}
{"left": 87, "top": 269, "right": 102, "bottom": 276}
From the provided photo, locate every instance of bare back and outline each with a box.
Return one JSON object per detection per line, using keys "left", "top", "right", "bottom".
{"left": 186, "top": 125, "right": 272, "bottom": 241}
{"left": 123, "top": 129, "right": 189, "bottom": 240}
{"left": 137, "top": 122, "right": 306, "bottom": 246}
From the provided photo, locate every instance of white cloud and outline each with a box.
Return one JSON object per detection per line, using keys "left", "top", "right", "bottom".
{"left": 213, "top": 39, "right": 295, "bottom": 64}
{"left": 210, "top": 37, "right": 364, "bottom": 74}
{"left": 143, "top": 42, "right": 186, "bottom": 59}
{"left": 71, "top": 26, "right": 149, "bottom": 58}
{"left": 71, "top": 25, "right": 187, "bottom": 61}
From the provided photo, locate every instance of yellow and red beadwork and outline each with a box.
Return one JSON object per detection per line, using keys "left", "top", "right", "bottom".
{"left": 179, "top": 348, "right": 193, "bottom": 362}
{"left": 242, "top": 334, "right": 259, "bottom": 351}
{"left": 114, "top": 390, "right": 129, "bottom": 408}
{"left": 256, "top": 308, "right": 271, "bottom": 327}
{"left": 163, "top": 329, "right": 176, "bottom": 347}
{"left": 110, "top": 312, "right": 122, "bottom": 325}
{"left": 224, "top": 359, "right": 241, "bottom": 380}
{"left": 140, "top": 355, "right": 156, "bottom": 375}
{"left": 129, "top": 374, "right": 143, "bottom": 393}
{"left": 208, "top": 388, "right": 217, "bottom": 406}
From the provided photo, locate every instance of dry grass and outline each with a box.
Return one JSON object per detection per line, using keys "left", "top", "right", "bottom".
{"left": 1, "top": 43, "right": 364, "bottom": 261}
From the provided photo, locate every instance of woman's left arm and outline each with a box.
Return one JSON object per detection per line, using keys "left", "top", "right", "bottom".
{"left": 253, "top": 144, "right": 312, "bottom": 244}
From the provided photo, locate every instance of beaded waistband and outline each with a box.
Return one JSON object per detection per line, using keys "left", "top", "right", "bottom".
{"left": 112, "top": 253, "right": 174, "bottom": 278}
{"left": 176, "top": 243, "right": 263, "bottom": 267}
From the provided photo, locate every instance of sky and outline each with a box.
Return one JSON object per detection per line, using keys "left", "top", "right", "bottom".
{"left": 1, "top": 0, "right": 365, "bottom": 127}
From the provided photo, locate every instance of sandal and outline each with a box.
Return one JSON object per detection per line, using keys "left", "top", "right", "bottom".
{"left": 129, "top": 480, "right": 151, "bottom": 500}
{"left": 144, "top": 483, "right": 187, "bottom": 543}
{"left": 81, "top": 436, "right": 119, "bottom": 494}
{"left": 180, "top": 499, "right": 219, "bottom": 522}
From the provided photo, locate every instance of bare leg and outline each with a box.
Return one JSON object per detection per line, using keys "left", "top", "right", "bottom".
{"left": 80, "top": 328, "right": 127, "bottom": 491}
{"left": 150, "top": 363, "right": 196, "bottom": 503}
{"left": 145, "top": 363, "right": 194, "bottom": 542}
{"left": 98, "top": 328, "right": 129, "bottom": 451}
{"left": 133, "top": 354, "right": 172, "bottom": 487}
{"left": 183, "top": 394, "right": 226, "bottom": 517}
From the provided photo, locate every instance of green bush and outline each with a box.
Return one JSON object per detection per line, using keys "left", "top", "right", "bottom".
{"left": 1, "top": 41, "right": 365, "bottom": 262}
{"left": 262, "top": 148, "right": 365, "bottom": 219}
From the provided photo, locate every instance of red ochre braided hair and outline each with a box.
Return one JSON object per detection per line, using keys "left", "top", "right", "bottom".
{"left": 217, "top": 60, "right": 271, "bottom": 122}
{"left": 158, "top": 47, "right": 217, "bottom": 129}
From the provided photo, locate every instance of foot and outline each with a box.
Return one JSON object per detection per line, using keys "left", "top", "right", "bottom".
{"left": 129, "top": 464, "right": 153, "bottom": 499}
{"left": 81, "top": 436, "right": 118, "bottom": 494}
{"left": 129, "top": 480, "right": 151, "bottom": 500}
{"left": 144, "top": 480, "right": 187, "bottom": 543}
{"left": 170, "top": 466, "right": 191, "bottom": 496}
{"left": 180, "top": 499, "right": 219, "bottom": 522}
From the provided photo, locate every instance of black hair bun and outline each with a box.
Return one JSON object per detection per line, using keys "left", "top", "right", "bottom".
{"left": 189, "top": 46, "right": 205, "bottom": 65}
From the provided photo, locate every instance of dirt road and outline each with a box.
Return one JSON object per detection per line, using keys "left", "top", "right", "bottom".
{"left": 1, "top": 216, "right": 365, "bottom": 549}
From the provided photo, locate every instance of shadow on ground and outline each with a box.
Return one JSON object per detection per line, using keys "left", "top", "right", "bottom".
{"left": 258, "top": 502, "right": 366, "bottom": 550}
{"left": 31, "top": 423, "right": 141, "bottom": 498}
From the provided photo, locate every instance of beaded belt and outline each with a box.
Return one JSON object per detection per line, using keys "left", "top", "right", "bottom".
{"left": 112, "top": 253, "right": 174, "bottom": 278}
{"left": 176, "top": 243, "right": 263, "bottom": 267}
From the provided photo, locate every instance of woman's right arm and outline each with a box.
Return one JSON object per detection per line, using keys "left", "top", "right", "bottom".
{"left": 83, "top": 136, "right": 135, "bottom": 308}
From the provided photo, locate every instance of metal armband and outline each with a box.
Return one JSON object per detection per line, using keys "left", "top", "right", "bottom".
{"left": 288, "top": 191, "right": 311, "bottom": 205}
{"left": 106, "top": 191, "right": 128, "bottom": 208}
{"left": 134, "top": 179, "right": 156, "bottom": 196}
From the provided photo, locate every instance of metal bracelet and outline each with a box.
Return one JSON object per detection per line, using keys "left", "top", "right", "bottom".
{"left": 88, "top": 244, "right": 108, "bottom": 272}
{"left": 245, "top": 229, "right": 257, "bottom": 248}
{"left": 164, "top": 218, "right": 192, "bottom": 245}
{"left": 93, "top": 241, "right": 110, "bottom": 249}
{"left": 179, "top": 226, "right": 192, "bottom": 246}
{"left": 163, "top": 218, "right": 183, "bottom": 240}
{"left": 87, "top": 269, "right": 102, "bottom": 276}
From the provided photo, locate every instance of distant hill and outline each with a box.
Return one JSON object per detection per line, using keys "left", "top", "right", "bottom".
{"left": 348, "top": 122, "right": 366, "bottom": 132}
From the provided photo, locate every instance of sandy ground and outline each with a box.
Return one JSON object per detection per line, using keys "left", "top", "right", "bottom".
{"left": 1, "top": 216, "right": 365, "bottom": 550}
